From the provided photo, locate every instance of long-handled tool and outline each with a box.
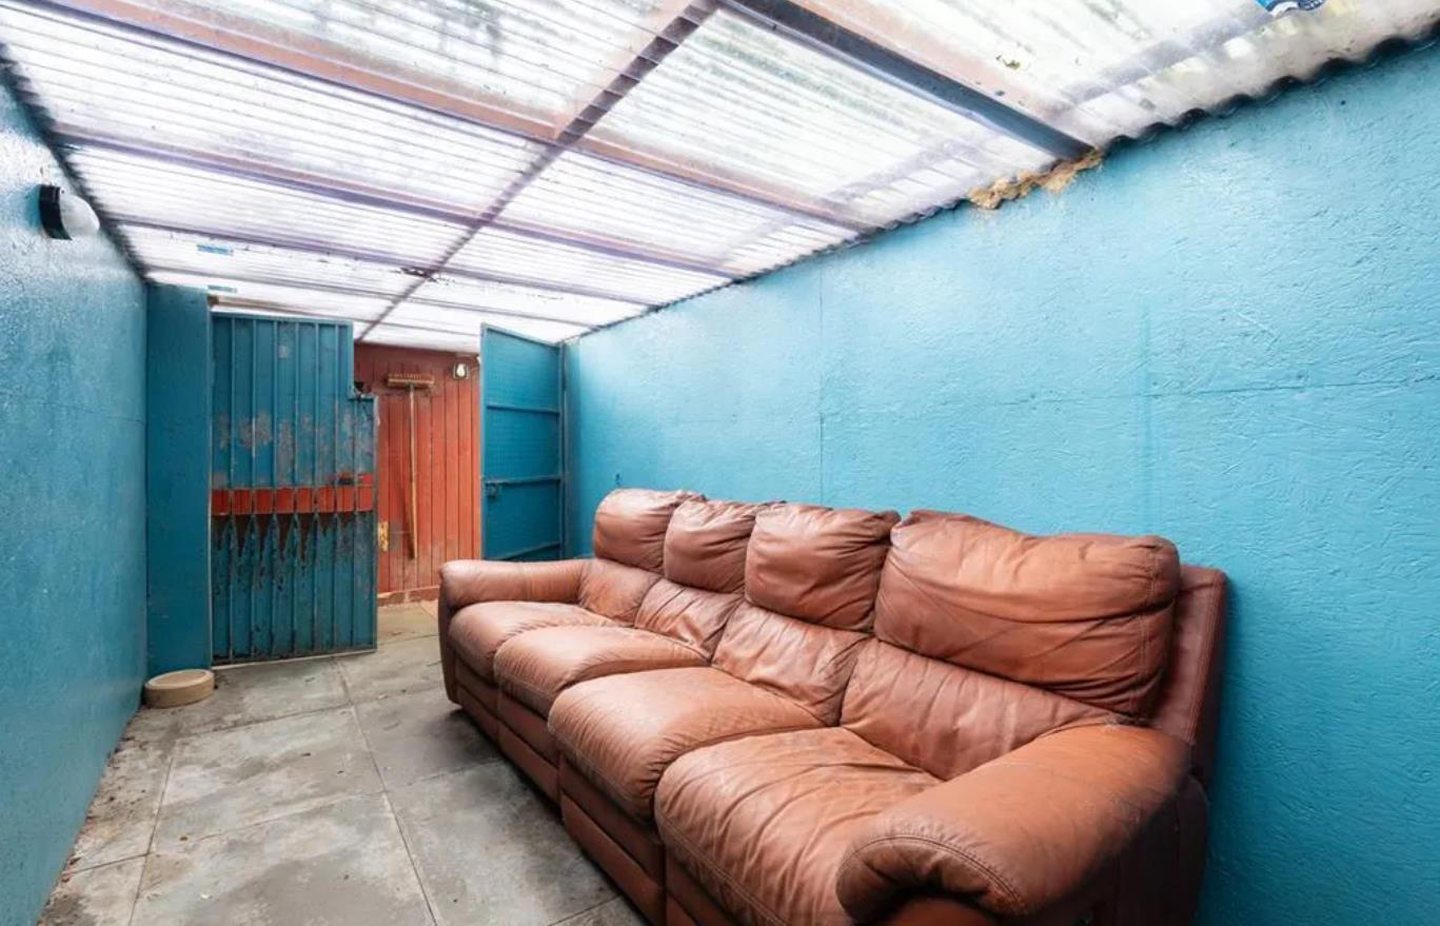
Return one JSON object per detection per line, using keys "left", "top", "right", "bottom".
{"left": 383, "top": 373, "right": 436, "bottom": 559}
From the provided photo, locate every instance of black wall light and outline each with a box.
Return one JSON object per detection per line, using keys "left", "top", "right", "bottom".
{"left": 38, "top": 184, "right": 101, "bottom": 240}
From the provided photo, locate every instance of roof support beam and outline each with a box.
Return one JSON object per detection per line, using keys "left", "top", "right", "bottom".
{"left": 155, "top": 268, "right": 600, "bottom": 331}
{"left": 717, "top": 0, "right": 1092, "bottom": 161}
{"left": 34, "top": 0, "right": 866, "bottom": 231}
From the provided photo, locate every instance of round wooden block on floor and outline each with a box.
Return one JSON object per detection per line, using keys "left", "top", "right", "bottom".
{"left": 144, "top": 669, "right": 215, "bottom": 708}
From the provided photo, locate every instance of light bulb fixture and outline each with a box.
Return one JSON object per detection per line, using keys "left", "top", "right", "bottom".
{"left": 453, "top": 362, "right": 469, "bottom": 380}
{"left": 38, "top": 184, "right": 101, "bottom": 240}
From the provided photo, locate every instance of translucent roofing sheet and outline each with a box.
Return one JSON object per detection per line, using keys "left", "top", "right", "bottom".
{"left": 121, "top": 226, "right": 415, "bottom": 297}
{"left": 799, "top": 0, "right": 1440, "bottom": 147}
{"left": 66, "top": 147, "right": 465, "bottom": 266}
{"left": 383, "top": 302, "right": 590, "bottom": 345}
{"left": 411, "top": 275, "right": 644, "bottom": 327}
{"left": 69, "top": 0, "right": 688, "bottom": 128}
{"left": 149, "top": 271, "right": 392, "bottom": 321}
{"left": 588, "top": 8, "right": 1054, "bottom": 226}
{"left": 501, "top": 150, "right": 859, "bottom": 269}
{"left": 450, "top": 226, "right": 727, "bottom": 304}
{"left": 0, "top": 2, "right": 542, "bottom": 214}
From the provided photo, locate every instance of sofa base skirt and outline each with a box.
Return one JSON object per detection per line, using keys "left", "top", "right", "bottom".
{"left": 562, "top": 793, "right": 665, "bottom": 925}
{"left": 455, "top": 682, "right": 500, "bottom": 740}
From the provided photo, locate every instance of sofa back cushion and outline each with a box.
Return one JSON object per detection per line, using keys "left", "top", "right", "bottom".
{"left": 578, "top": 559, "right": 661, "bottom": 624}
{"left": 712, "top": 503, "right": 897, "bottom": 723}
{"left": 873, "top": 511, "right": 1180, "bottom": 716}
{"left": 840, "top": 640, "right": 1113, "bottom": 779}
{"left": 591, "top": 488, "right": 700, "bottom": 571}
{"left": 663, "top": 499, "right": 767, "bottom": 593}
{"left": 744, "top": 504, "right": 899, "bottom": 632}
{"left": 635, "top": 580, "right": 745, "bottom": 658}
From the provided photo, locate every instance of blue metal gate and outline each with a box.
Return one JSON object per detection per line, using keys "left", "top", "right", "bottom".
{"left": 481, "top": 325, "right": 565, "bottom": 561}
{"left": 210, "top": 313, "right": 378, "bottom": 662}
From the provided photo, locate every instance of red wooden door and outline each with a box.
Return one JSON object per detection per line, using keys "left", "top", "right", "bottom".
{"left": 354, "top": 345, "right": 480, "bottom": 600}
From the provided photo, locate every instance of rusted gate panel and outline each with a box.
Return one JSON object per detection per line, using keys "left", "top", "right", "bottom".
{"left": 354, "top": 344, "right": 480, "bottom": 598}
{"left": 210, "top": 313, "right": 377, "bottom": 662}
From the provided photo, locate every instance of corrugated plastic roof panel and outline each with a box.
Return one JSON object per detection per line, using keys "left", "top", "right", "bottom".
{"left": 0, "top": 2, "right": 542, "bottom": 214}
{"left": 799, "top": 0, "right": 1440, "bottom": 147}
{"left": 501, "top": 150, "right": 859, "bottom": 271}
{"left": 66, "top": 147, "right": 465, "bottom": 266}
{"left": 587, "top": 8, "right": 1055, "bottom": 226}
{"left": 121, "top": 226, "right": 416, "bottom": 297}
{"left": 54, "top": 0, "right": 690, "bottom": 128}
{"left": 410, "top": 275, "right": 645, "bottom": 327}
{"left": 383, "top": 301, "right": 590, "bottom": 345}
{"left": 450, "top": 226, "right": 728, "bottom": 304}
{"left": 149, "top": 271, "right": 392, "bottom": 321}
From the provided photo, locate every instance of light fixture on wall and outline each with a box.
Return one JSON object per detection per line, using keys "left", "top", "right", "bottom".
{"left": 453, "top": 362, "right": 469, "bottom": 380}
{"left": 38, "top": 184, "right": 100, "bottom": 240}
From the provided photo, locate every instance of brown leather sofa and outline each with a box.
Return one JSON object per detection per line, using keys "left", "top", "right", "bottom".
{"left": 438, "top": 489, "right": 1227, "bottom": 926}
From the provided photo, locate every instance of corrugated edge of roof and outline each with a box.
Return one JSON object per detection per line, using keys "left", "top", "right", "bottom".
{"left": 573, "top": 21, "right": 1440, "bottom": 343}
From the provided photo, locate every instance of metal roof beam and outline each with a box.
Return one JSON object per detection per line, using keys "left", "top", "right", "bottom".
{"left": 115, "top": 219, "right": 657, "bottom": 308}
{"left": 33, "top": 0, "right": 866, "bottom": 231}
{"left": 152, "top": 267, "right": 602, "bottom": 330}
{"left": 717, "top": 0, "right": 1092, "bottom": 161}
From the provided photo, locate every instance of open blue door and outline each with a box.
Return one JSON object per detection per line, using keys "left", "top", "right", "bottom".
{"left": 481, "top": 325, "right": 565, "bottom": 561}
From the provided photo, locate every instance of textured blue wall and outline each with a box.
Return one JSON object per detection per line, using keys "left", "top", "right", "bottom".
{"left": 146, "top": 283, "right": 211, "bottom": 675}
{"left": 568, "top": 47, "right": 1440, "bottom": 925}
{"left": 0, "top": 88, "right": 148, "bottom": 924}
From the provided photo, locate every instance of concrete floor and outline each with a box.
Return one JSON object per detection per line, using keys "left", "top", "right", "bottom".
{"left": 39, "top": 603, "right": 644, "bottom": 926}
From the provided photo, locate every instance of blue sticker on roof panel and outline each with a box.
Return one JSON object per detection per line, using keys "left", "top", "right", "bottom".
{"left": 1257, "top": 0, "right": 1327, "bottom": 13}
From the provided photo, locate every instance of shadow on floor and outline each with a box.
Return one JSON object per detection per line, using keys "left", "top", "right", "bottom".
{"left": 39, "top": 604, "right": 644, "bottom": 926}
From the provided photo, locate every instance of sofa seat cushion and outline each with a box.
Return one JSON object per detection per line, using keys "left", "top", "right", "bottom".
{"left": 449, "top": 601, "right": 615, "bottom": 681}
{"left": 656, "top": 728, "right": 940, "bottom": 926}
{"left": 550, "top": 667, "right": 822, "bottom": 822}
{"left": 495, "top": 625, "right": 708, "bottom": 716}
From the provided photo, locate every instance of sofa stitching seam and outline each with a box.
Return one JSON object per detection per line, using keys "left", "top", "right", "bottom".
{"left": 839, "top": 833, "right": 1029, "bottom": 915}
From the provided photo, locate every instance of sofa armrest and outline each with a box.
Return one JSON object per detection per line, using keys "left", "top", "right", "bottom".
{"left": 437, "top": 559, "right": 587, "bottom": 701}
{"left": 836, "top": 725, "right": 1189, "bottom": 921}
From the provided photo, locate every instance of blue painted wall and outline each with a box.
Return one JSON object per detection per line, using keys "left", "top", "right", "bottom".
{"left": 146, "top": 283, "right": 211, "bottom": 675}
{"left": 568, "top": 46, "right": 1440, "bottom": 926}
{"left": 0, "top": 86, "right": 149, "bottom": 924}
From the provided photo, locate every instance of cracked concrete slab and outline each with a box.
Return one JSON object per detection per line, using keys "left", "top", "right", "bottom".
{"left": 337, "top": 636, "right": 444, "bottom": 704}
{"left": 355, "top": 686, "right": 499, "bottom": 789}
{"left": 390, "top": 763, "right": 614, "bottom": 926}
{"left": 133, "top": 794, "right": 432, "bottom": 926}
{"left": 38, "top": 858, "right": 144, "bottom": 926}
{"left": 154, "top": 707, "right": 382, "bottom": 847}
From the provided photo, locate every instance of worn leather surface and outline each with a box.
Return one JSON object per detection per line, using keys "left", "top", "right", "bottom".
{"left": 635, "top": 580, "right": 745, "bottom": 658}
{"left": 875, "top": 511, "right": 1180, "bottom": 716}
{"left": 711, "top": 604, "right": 869, "bottom": 725}
{"left": 498, "top": 691, "right": 560, "bottom": 763}
{"left": 448, "top": 600, "right": 614, "bottom": 681}
{"left": 561, "top": 757, "right": 666, "bottom": 879}
{"left": 657, "top": 728, "right": 940, "bottom": 926}
{"left": 563, "top": 794, "right": 667, "bottom": 925}
{"left": 550, "top": 666, "right": 822, "bottom": 822}
{"left": 744, "top": 504, "right": 899, "bottom": 631}
{"left": 840, "top": 640, "right": 1114, "bottom": 779}
{"left": 835, "top": 725, "right": 1190, "bottom": 921}
{"left": 496, "top": 625, "right": 708, "bottom": 716}
{"left": 440, "top": 558, "right": 587, "bottom": 611}
{"left": 1151, "top": 566, "right": 1228, "bottom": 786}
{"left": 592, "top": 488, "right": 700, "bottom": 571}
{"left": 438, "top": 558, "right": 586, "bottom": 699}
{"left": 663, "top": 499, "right": 768, "bottom": 593}
{"left": 578, "top": 558, "right": 663, "bottom": 622}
